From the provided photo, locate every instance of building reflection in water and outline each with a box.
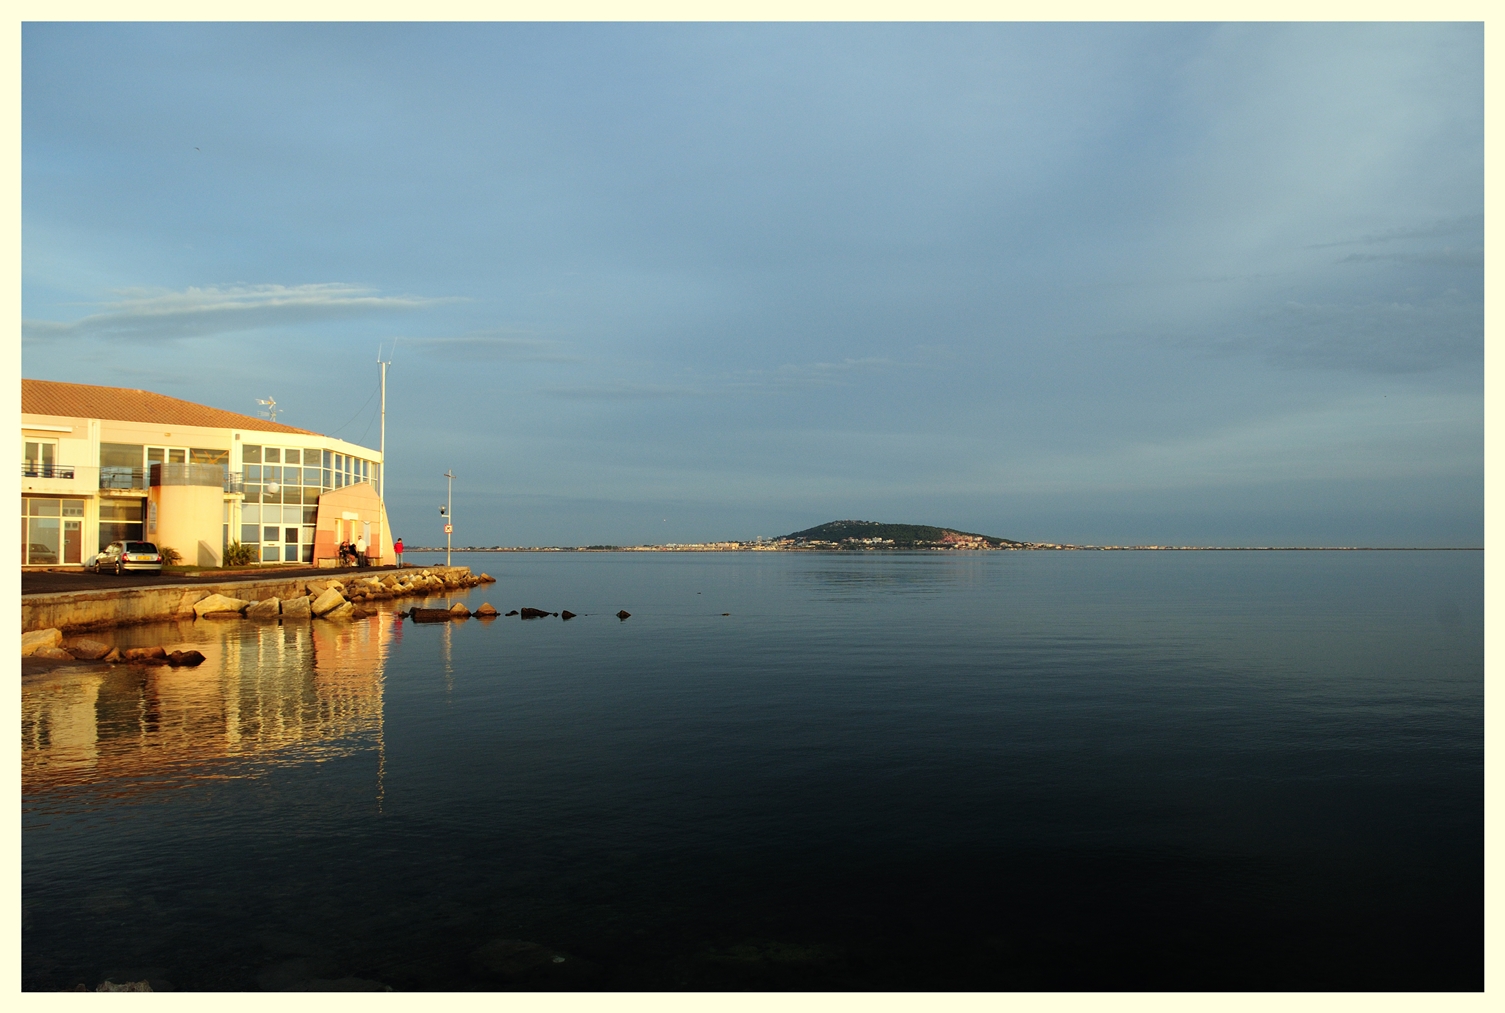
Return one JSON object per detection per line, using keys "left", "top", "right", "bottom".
{"left": 21, "top": 616, "right": 393, "bottom": 801}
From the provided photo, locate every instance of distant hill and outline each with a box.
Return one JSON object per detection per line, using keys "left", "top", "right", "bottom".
{"left": 781, "top": 520, "right": 1022, "bottom": 548}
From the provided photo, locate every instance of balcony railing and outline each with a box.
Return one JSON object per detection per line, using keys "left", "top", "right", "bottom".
{"left": 22, "top": 463, "right": 75, "bottom": 479}
{"left": 224, "top": 471, "right": 244, "bottom": 494}
{"left": 100, "top": 466, "right": 145, "bottom": 491}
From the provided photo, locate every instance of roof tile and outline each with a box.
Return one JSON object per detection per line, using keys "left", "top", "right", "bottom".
{"left": 21, "top": 379, "right": 322, "bottom": 436}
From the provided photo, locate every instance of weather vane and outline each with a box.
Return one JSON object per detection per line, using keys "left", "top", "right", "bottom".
{"left": 256, "top": 397, "right": 278, "bottom": 423}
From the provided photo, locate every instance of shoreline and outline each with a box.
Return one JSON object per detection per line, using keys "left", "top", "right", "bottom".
{"left": 401, "top": 545, "right": 1483, "bottom": 553}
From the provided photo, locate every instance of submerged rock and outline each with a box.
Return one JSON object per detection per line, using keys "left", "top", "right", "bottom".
{"left": 122, "top": 646, "right": 167, "bottom": 662}
{"left": 504, "top": 610, "right": 519, "bottom": 617}
{"left": 31, "top": 645, "right": 74, "bottom": 660}
{"left": 449, "top": 603, "right": 472, "bottom": 617}
{"left": 63, "top": 637, "right": 111, "bottom": 660}
{"left": 474, "top": 603, "right": 499, "bottom": 616}
{"left": 322, "top": 602, "right": 356, "bottom": 621}
{"left": 166, "top": 650, "right": 206, "bottom": 667}
{"left": 616, "top": 610, "right": 631, "bottom": 620}
{"left": 520, "top": 607, "right": 551, "bottom": 619}
{"left": 560, "top": 611, "right": 576, "bottom": 620}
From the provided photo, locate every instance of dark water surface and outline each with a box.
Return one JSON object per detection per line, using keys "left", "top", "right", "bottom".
{"left": 22, "top": 551, "right": 1482, "bottom": 990}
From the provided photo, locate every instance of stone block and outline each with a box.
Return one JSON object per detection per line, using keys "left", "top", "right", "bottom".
{"left": 21, "top": 627, "right": 63, "bottom": 656}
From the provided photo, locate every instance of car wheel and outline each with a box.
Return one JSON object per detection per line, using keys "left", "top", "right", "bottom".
{"left": 117, "top": 559, "right": 125, "bottom": 576}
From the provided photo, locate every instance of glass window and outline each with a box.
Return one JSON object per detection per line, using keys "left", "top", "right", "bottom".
{"left": 283, "top": 505, "right": 303, "bottom": 523}
{"left": 284, "top": 527, "right": 298, "bottom": 544}
{"left": 99, "top": 523, "right": 143, "bottom": 552}
{"left": 302, "top": 507, "right": 318, "bottom": 524}
{"left": 263, "top": 485, "right": 281, "bottom": 504}
{"left": 191, "top": 448, "right": 229, "bottom": 465}
{"left": 242, "top": 524, "right": 259, "bottom": 544}
{"left": 244, "top": 483, "right": 262, "bottom": 501}
{"left": 285, "top": 448, "right": 301, "bottom": 465}
{"left": 303, "top": 487, "right": 320, "bottom": 505}
{"left": 100, "top": 443, "right": 143, "bottom": 468}
{"left": 265, "top": 448, "right": 281, "bottom": 463}
{"left": 301, "top": 525, "right": 316, "bottom": 543}
{"left": 322, "top": 469, "right": 332, "bottom": 488}
{"left": 263, "top": 526, "right": 279, "bottom": 542}
{"left": 303, "top": 467, "right": 320, "bottom": 484}
{"left": 99, "top": 501, "right": 143, "bottom": 521}
{"left": 29, "top": 517, "right": 60, "bottom": 564}
{"left": 262, "top": 545, "right": 280, "bottom": 562}
{"left": 245, "top": 465, "right": 261, "bottom": 481}
{"left": 301, "top": 544, "right": 314, "bottom": 563}
{"left": 322, "top": 449, "right": 332, "bottom": 468}
{"left": 168, "top": 449, "right": 186, "bottom": 464}
{"left": 243, "top": 504, "right": 260, "bottom": 524}
{"left": 334, "top": 473, "right": 343, "bottom": 489}
{"left": 147, "top": 448, "right": 165, "bottom": 464}
{"left": 223, "top": 502, "right": 230, "bottom": 523}
{"left": 61, "top": 500, "right": 84, "bottom": 517}
{"left": 285, "top": 544, "right": 299, "bottom": 561}
{"left": 242, "top": 445, "right": 262, "bottom": 463}
{"left": 31, "top": 498, "right": 59, "bottom": 517}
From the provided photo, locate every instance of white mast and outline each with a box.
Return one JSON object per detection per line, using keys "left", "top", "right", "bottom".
{"left": 377, "top": 344, "right": 392, "bottom": 500}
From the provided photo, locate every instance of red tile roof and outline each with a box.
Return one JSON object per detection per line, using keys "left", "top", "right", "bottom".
{"left": 21, "top": 379, "right": 321, "bottom": 435}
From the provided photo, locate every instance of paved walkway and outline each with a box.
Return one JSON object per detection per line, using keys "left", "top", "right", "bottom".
{"left": 22, "top": 564, "right": 417, "bottom": 596}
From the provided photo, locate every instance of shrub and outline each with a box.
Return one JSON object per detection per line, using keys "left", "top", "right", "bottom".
{"left": 159, "top": 546, "right": 183, "bottom": 566}
{"left": 223, "top": 541, "right": 259, "bottom": 567}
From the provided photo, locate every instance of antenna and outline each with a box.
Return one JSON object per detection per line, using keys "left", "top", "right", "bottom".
{"left": 256, "top": 397, "right": 278, "bottom": 423}
{"left": 377, "top": 344, "right": 392, "bottom": 500}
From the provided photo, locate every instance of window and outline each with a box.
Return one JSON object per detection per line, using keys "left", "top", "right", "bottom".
{"left": 242, "top": 445, "right": 262, "bottom": 464}
{"left": 242, "top": 524, "right": 259, "bottom": 544}
{"left": 262, "top": 545, "right": 279, "bottom": 562}
{"left": 322, "top": 450, "right": 332, "bottom": 468}
{"left": 23, "top": 440, "right": 57, "bottom": 475}
{"left": 265, "top": 448, "right": 281, "bottom": 463}
{"left": 100, "top": 443, "right": 144, "bottom": 490}
{"left": 285, "top": 448, "right": 301, "bottom": 465}
{"left": 284, "top": 527, "right": 298, "bottom": 544}
{"left": 191, "top": 448, "right": 229, "bottom": 466}
{"left": 264, "top": 526, "right": 279, "bottom": 542}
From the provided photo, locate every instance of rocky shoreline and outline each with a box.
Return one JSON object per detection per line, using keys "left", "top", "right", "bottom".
{"left": 20, "top": 567, "right": 496, "bottom": 664}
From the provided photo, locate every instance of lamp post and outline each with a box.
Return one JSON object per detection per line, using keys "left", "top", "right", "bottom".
{"left": 442, "top": 470, "right": 454, "bottom": 567}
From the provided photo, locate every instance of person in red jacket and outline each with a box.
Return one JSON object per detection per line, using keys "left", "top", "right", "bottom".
{"left": 393, "top": 537, "right": 404, "bottom": 567}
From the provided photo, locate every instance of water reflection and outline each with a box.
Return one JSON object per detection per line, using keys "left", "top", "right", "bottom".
{"left": 791, "top": 555, "right": 993, "bottom": 600}
{"left": 21, "top": 616, "right": 394, "bottom": 801}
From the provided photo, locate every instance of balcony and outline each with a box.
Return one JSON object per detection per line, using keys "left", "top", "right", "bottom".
{"left": 23, "top": 462, "right": 98, "bottom": 496}
{"left": 100, "top": 466, "right": 145, "bottom": 492}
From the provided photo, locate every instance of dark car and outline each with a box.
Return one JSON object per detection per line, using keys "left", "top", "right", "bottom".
{"left": 95, "top": 541, "right": 164, "bottom": 575}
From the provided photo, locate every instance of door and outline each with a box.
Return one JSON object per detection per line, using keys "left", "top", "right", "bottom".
{"left": 63, "top": 520, "right": 81, "bottom": 564}
{"left": 23, "top": 440, "right": 56, "bottom": 477}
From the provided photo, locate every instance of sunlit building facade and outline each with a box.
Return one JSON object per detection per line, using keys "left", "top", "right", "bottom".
{"left": 22, "top": 379, "right": 390, "bottom": 568}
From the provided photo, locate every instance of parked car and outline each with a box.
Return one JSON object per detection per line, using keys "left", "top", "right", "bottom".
{"left": 95, "top": 541, "right": 164, "bottom": 575}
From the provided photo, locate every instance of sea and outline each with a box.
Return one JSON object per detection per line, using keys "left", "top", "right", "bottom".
{"left": 20, "top": 549, "right": 1483, "bottom": 991}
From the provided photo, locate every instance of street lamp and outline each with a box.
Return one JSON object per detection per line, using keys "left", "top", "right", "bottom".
{"left": 441, "top": 470, "right": 454, "bottom": 567}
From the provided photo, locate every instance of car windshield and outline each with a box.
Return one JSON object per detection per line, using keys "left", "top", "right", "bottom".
{"left": 124, "top": 542, "right": 158, "bottom": 553}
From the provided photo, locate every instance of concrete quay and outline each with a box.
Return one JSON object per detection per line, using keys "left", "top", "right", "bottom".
{"left": 22, "top": 565, "right": 483, "bottom": 634}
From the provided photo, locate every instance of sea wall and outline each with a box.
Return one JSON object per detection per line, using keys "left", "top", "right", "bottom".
{"left": 22, "top": 566, "right": 480, "bottom": 634}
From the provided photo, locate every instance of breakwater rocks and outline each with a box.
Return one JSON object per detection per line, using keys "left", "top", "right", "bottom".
{"left": 20, "top": 568, "right": 497, "bottom": 657}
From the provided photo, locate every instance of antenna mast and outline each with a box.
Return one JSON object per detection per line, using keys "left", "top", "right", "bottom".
{"left": 256, "top": 397, "right": 278, "bottom": 423}
{"left": 377, "top": 344, "right": 392, "bottom": 500}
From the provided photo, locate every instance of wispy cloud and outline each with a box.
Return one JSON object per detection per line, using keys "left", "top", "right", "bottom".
{"left": 401, "top": 333, "right": 582, "bottom": 363}
{"left": 23, "top": 283, "right": 450, "bottom": 342}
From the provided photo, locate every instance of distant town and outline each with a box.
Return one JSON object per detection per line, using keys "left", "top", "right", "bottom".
{"left": 402, "top": 519, "right": 1456, "bottom": 553}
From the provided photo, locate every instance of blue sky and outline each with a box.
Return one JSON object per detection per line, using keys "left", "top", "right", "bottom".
{"left": 22, "top": 22, "right": 1483, "bottom": 546}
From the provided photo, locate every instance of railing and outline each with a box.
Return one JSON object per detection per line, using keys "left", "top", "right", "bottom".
{"left": 22, "top": 463, "right": 75, "bottom": 479}
{"left": 100, "top": 466, "right": 145, "bottom": 491}
{"left": 224, "top": 471, "right": 244, "bottom": 494}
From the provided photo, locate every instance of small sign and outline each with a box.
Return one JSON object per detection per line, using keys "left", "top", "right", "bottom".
{"left": 444, "top": 524, "right": 453, "bottom": 534}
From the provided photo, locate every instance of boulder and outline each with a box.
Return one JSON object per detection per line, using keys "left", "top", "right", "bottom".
{"left": 474, "top": 603, "right": 499, "bottom": 616}
{"left": 245, "top": 597, "right": 282, "bottom": 618}
{"left": 479, "top": 573, "right": 496, "bottom": 583}
{"left": 166, "top": 650, "right": 206, "bottom": 667}
{"left": 63, "top": 638, "right": 112, "bottom": 660}
{"left": 560, "top": 611, "right": 576, "bottom": 620}
{"left": 449, "top": 603, "right": 472, "bottom": 617}
{"left": 31, "top": 645, "right": 75, "bottom": 660}
{"left": 102, "top": 648, "right": 123, "bottom": 663}
{"left": 176, "top": 590, "right": 211, "bottom": 617}
{"left": 192, "top": 594, "right": 250, "bottom": 618}
{"left": 21, "top": 628, "right": 63, "bottom": 656}
{"left": 520, "top": 607, "right": 551, "bottom": 619}
{"left": 322, "top": 602, "right": 356, "bottom": 621}
{"left": 311, "top": 587, "right": 347, "bottom": 617}
{"left": 504, "top": 610, "right": 519, "bottom": 616}
{"left": 616, "top": 610, "right": 631, "bottom": 620}
{"left": 305, "top": 579, "right": 337, "bottom": 595}
{"left": 123, "top": 646, "right": 167, "bottom": 662}
{"left": 281, "top": 596, "right": 313, "bottom": 619}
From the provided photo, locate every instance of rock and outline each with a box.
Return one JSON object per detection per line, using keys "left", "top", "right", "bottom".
{"left": 617, "top": 610, "right": 631, "bottom": 620}
{"left": 350, "top": 606, "right": 375, "bottom": 619}
{"left": 245, "top": 597, "right": 282, "bottom": 618}
{"left": 167, "top": 650, "right": 206, "bottom": 667}
{"left": 474, "top": 603, "right": 499, "bottom": 616}
{"left": 305, "top": 579, "right": 337, "bottom": 595}
{"left": 176, "top": 590, "right": 210, "bottom": 617}
{"left": 103, "top": 648, "right": 123, "bottom": 663}
{"left": 311, "top": 587, "right": 347, "bottom": 617}
{"left": 410, "top": 608, "right": 456, "bottom": 623}
{"left": 62, "top": 638, "right": 112, "bottom": 660}
{"left": 560, "top": 611, "right": 576, "bottom": 620}
{"left": 504, "top": 610, "right": 519, "bottom": 616}
{"left": 520, "top": 607, "right": 551, "bottom": 619}
{"left": 479, "top": 573, "right": 496, "bottom": 583}
{"left": 322, "top": 602, "right": 356, "bottom": 621}
{"left": 21, "top": 628, "right": 63, "bottom": 656}
{"left": 192, "top": 593, "right": 251, "bottom": 618}
{"left": 123, "top": 646, "right": 168, "bottom": 662}
{"left": 449, "top": 603, "right": 471, "bottom": 617}
{"left": 282, "top": 596, "right": 313, "bottom": 619}
{"left": 31, "top": 645, "right": 75, "bottom": 660}
{"left": 96, "top": 981, "right": 152, "bottom": 992}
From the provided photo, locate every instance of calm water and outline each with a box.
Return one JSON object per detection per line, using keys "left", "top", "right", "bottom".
{"left": 21, "top": 550, "right": 1482, "bottom": 990}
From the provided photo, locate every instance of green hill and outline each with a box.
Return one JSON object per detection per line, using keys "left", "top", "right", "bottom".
{"left": 781, "top": 520, "right": 1021, "bottom": 548}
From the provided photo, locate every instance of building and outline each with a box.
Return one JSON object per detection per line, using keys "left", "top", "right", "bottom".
{"left": 22, "top": 379, "right": 391, "bottom": 569}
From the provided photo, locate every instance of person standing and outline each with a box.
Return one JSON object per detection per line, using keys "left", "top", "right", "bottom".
{"left": 394, "top": 536, "right": 404, "bottom": 567}
{"left": 355, "top": 532, "right": 368, "bottom": 567}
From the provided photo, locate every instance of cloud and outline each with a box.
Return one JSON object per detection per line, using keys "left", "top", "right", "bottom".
{"left": 22, "top": 283, "right": 449, "bottom": 342}
{"left": 543, "top": 382, "right": 702, "bottom": 400}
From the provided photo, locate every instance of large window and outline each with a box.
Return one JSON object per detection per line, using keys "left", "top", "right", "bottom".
{"left": 98, "top": 499, "right": 144, "bottom": 551}
{"left": 100, "top": 443, "right": 144, "bottom": 490}
{"left": 23, "top": 497, "right": 85, "bottom": 564}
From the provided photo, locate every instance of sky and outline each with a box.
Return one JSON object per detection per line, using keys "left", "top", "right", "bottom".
{"left": 21, "top": 22, "right": 1484, "bottom": 547}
